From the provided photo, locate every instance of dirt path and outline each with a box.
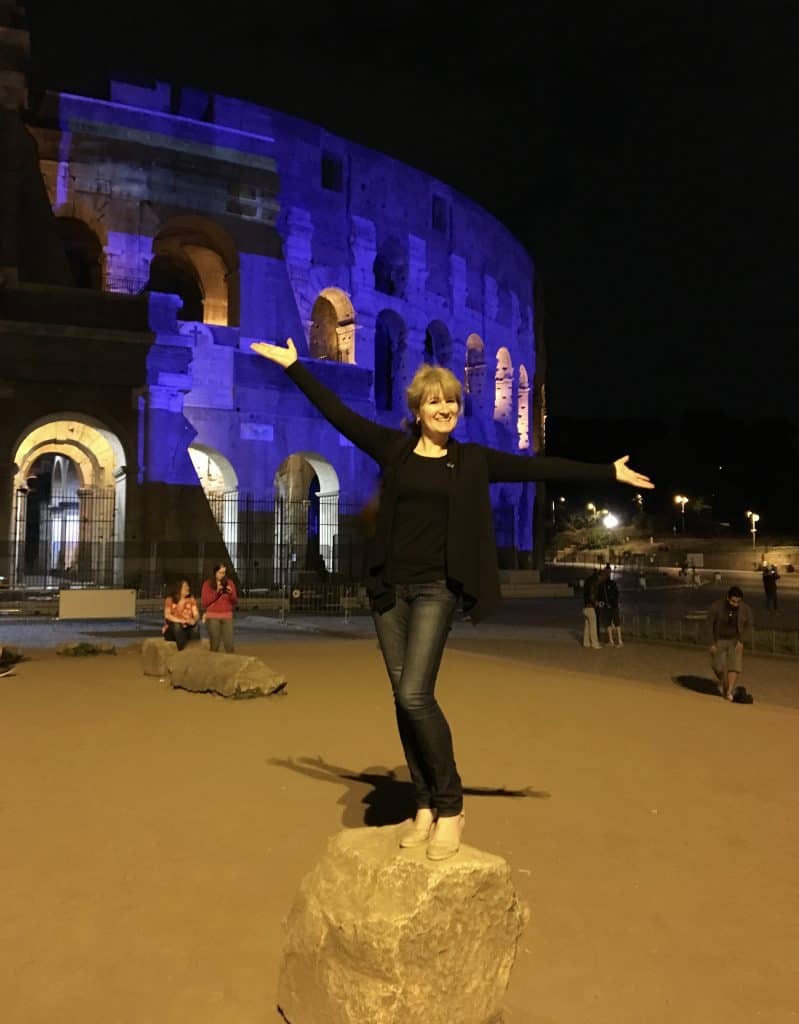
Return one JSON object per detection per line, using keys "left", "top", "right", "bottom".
{"left": 1, "top": 637, "right": 796, "bottom": 1023}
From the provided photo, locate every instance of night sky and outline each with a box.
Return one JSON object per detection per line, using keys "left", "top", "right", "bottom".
{"left": 25, "top": 2, "right": 797, "bottom": 526}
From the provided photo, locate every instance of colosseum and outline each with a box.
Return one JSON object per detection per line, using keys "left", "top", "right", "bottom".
{"left": 0, "top": 5, "right": 544, "bottom": 604}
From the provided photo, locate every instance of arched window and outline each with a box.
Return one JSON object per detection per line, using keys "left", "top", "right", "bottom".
{"left": 373, "top": 236, "right": 408, "bottom": 298}
{"left": 464, "top": 334, "right": 486, "bottom": 416}
{"left": 424, "top": 320, "right": 453, "bottom": 367}
{"left": 147, "top": 217, "right": 240, "bottom": 326}
{"left": 54, "top": 217, "right": 103, "bottom": 289}
{"left": 494, "top": 347, "right": 514, "bottom": 428}
{"left": 189, "top": 445, "right": 239, "bottom": 569}
{"left": 145, "top": 252, "right": 204, "bottom": 321}
{"left": 374, "top": 310, "right": 407, "bottom": 412}
{"left": 517, "top": 364, "right": 530, "bottom": 450}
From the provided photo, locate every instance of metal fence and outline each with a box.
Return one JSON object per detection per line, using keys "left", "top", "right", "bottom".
{"left": 9, "top": 487, "right": 118, "bottom": 591}
{"left": 2, "top": 493, "right": 372, "bottom": 606}
{"left": 624, "top": 613, "right": 799, "bottom": 656}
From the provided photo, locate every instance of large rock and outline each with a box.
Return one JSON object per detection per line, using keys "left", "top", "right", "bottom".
{"left": 169, "top": 650, "right": 287, "bottom": 698}
{"left": 141, "top": 637, "right": 178, "bottom": 677}
{"left": 277, "top": 824, "right": 529, "bottom": 1024}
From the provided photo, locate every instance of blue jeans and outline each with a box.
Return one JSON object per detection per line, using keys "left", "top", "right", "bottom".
{"left": 372, "top": 580, "right": 462, "bottom": 817}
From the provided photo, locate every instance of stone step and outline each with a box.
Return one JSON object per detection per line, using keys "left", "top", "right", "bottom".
{"left": 498, "top": 570, "right": 541, "bottom": 584}
{"left": 500, "top": 583, "right": 574, "bottom": 598}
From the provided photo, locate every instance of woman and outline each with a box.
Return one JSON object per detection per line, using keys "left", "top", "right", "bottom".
{"left": 251, "top": 337, "right": 654, "bottom": 860}
{"left": 162, "top": 579, "right": 200, "bottom": 650}
{"left": 201, "top": 563, "right": 239, "bottom": 653}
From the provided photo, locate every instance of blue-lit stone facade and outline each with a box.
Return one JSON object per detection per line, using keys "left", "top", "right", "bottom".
{"left": 4, "top": 73, "right": 542, "bottom": 593}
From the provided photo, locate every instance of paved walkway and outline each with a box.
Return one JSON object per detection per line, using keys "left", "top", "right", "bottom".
{"left": 3, "top": 608, "right": 796, "bottom": 710}
{"left": 1, "top": 614, "right": 796, "bottom": 1023}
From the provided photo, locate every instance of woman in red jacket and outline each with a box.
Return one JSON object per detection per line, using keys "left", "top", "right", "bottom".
{"left": 201, "top": 563, "right": 238, "bottom": 652}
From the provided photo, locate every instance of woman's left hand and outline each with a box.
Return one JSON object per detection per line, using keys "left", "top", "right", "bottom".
{"left": 250, "top": 337, "right": 298, "bottom": 368}
{"left": 613, "top": 455, "right": 655, "bottom": 489}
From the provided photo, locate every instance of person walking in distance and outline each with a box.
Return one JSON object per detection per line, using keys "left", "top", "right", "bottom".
{"left": 201, "top": 563, "right": 238, "bottom": 652}
{"left": 582, "top": 568, "right": 602, "bottom": 649}
{"left": 708, "top": 585, "right": 752, "bottom": 701}
{"left": 251, "top": 336, "right": 654, "bottom": 859}
{"left": 597, "top": 564, "right": 623, "bottom": 647}
{"left": 762, "top": 563, "right": 779, "bottom": 613}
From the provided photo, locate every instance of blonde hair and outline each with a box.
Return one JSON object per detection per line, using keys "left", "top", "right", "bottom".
{"left": 405, "top": 364, "right": 463, "bottom": 418}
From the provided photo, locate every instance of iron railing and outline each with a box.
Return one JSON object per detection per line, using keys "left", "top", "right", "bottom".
{"left": 624, "top": 613, "right": 799, "bottom": 656}
{"left": 4, "top": 494, "right": 372, "bottom": 601}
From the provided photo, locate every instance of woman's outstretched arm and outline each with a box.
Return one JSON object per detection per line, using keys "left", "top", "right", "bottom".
{"left": 483, "top": 447, "right": 655, "bottom": 489}
{"left": 250, "top": 337, "right": 401, "bottom": 462}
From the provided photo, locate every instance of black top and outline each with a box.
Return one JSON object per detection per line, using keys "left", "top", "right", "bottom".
{"left": 597, "top": 577, "right": 619, "bottom": 608}
{"left": 284, "top": 359, "right": 616, "bottom": 623}
{"left": 390, "top": 452, "right": 450, "bottom": 583}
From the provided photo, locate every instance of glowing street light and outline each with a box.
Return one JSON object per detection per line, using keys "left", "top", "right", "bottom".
{"left": 674, "top": 494, "right": 689, "bottom": 532}
{"left": 746, "top": 510, "right": 760, "bottom": 549}
{"left": 602, "top": 512, "right": 619, "bottom": 528}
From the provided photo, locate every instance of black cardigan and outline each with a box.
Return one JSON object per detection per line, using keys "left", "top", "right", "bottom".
{"left": 285, "top": 359, "right": 615, "bottom": 623}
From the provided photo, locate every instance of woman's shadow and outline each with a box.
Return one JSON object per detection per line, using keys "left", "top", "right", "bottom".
{"left": 267, "top": 754, "right": 550, "bottom": 828}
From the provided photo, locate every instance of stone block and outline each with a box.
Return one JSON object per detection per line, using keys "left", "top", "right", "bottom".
{"left": 277, "top": 824, "right": 529, "bottom": 1024}
{"left": 169, "top": 651, "right": 287, "bottom": 698}
{"left": 141, "top": 637, "right": 178, "bottom": 677}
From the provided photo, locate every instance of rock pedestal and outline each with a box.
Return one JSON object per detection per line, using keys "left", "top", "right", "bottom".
{"left": 169, "top": 650, "right": 287, "bottom": 698}
{"left": 277, "top": 824, "right": 529, "bottom": 1024}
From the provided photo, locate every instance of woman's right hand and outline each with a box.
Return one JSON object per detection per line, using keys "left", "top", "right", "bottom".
{"left": 250, "top": 336, "right": 298, "bottom": 368}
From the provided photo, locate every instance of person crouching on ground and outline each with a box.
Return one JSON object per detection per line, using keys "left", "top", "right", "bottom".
{"left": 162, "top": 579, "right": 200, "bottom": 650}
{"left": 201, "top": 563, "right": 238, "bottom": 652}
{"left": 708, "top": 585, "right": 752, "bottom": 701}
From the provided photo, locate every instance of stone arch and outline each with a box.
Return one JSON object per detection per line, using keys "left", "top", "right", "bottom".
{"left": 308, "top": 287, "right": 356, "bottom": 363}
{"left": 147, "top": 250, "right": 204, "bottom": 321}
{"left": 423, "top": 320, "right": 453, "bottom": 368}
{"left": 516, "top": 364, "right": 530, "bottom": 450}
{"left": 11, "top": 414, "right": 127, "bottom": 587}
{"left": 51, "top": 198, "right": 110, "bottom": 249}
{"left": 273, "top": 453, "right": 341, "bottom": 584}
{"left": 54, "top": 216, "right": 104, "bottom": 290}
{"left": 148, "top": 216, "right": 240, "bottom": 326}
{"left": 188, "top": 444, "right": 239, "bottom": 570}
{"left": 494, "top": 346, "right": 514, "bottom": 428}
{"left": 374, "top": 309, "right": 409, "bottom": 413}
{"left": 373, "top": 235, "right": 408, "bottom": 298}
{"left": 464, "top": 333, "right": 486, "bottom": 416}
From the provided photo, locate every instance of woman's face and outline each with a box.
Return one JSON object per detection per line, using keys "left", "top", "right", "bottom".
{"left": 215, "top": 566, "right": 227, "bottom": 582}
{"left": 417, "top": 388, "right": 460, "bottom": 439}
{"left": 179, "top": 580, "right": 190, "bottom": 598}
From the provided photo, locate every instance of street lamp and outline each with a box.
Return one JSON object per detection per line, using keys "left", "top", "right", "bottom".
{"left": 602, "top": 512, "right": 619, "bottom": 528}
{"left": 746, "top": 510, "right": 760, "bottom": 549}
{"left": 674, "top": 494, "right": 689, "bottom": 532}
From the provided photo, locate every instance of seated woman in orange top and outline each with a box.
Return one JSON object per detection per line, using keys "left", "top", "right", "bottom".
{"left": 162, "top": 579, "right": 200, "bottom": 650}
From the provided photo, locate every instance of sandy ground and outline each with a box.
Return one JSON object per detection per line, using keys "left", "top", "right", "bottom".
{"left": 1, "top": 623, "right": 797, "bottom": 1024}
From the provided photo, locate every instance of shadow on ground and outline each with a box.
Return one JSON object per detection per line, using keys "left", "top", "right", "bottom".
{"left": 673, "top": 674, "right": 721, "bottom": 697}
{"left": 267, "top": 755, "right": 550, "bottom": 828}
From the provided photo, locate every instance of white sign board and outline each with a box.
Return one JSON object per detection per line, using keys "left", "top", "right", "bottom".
{"left": 58, "top": 588, "right": 137, "bottom": 620}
